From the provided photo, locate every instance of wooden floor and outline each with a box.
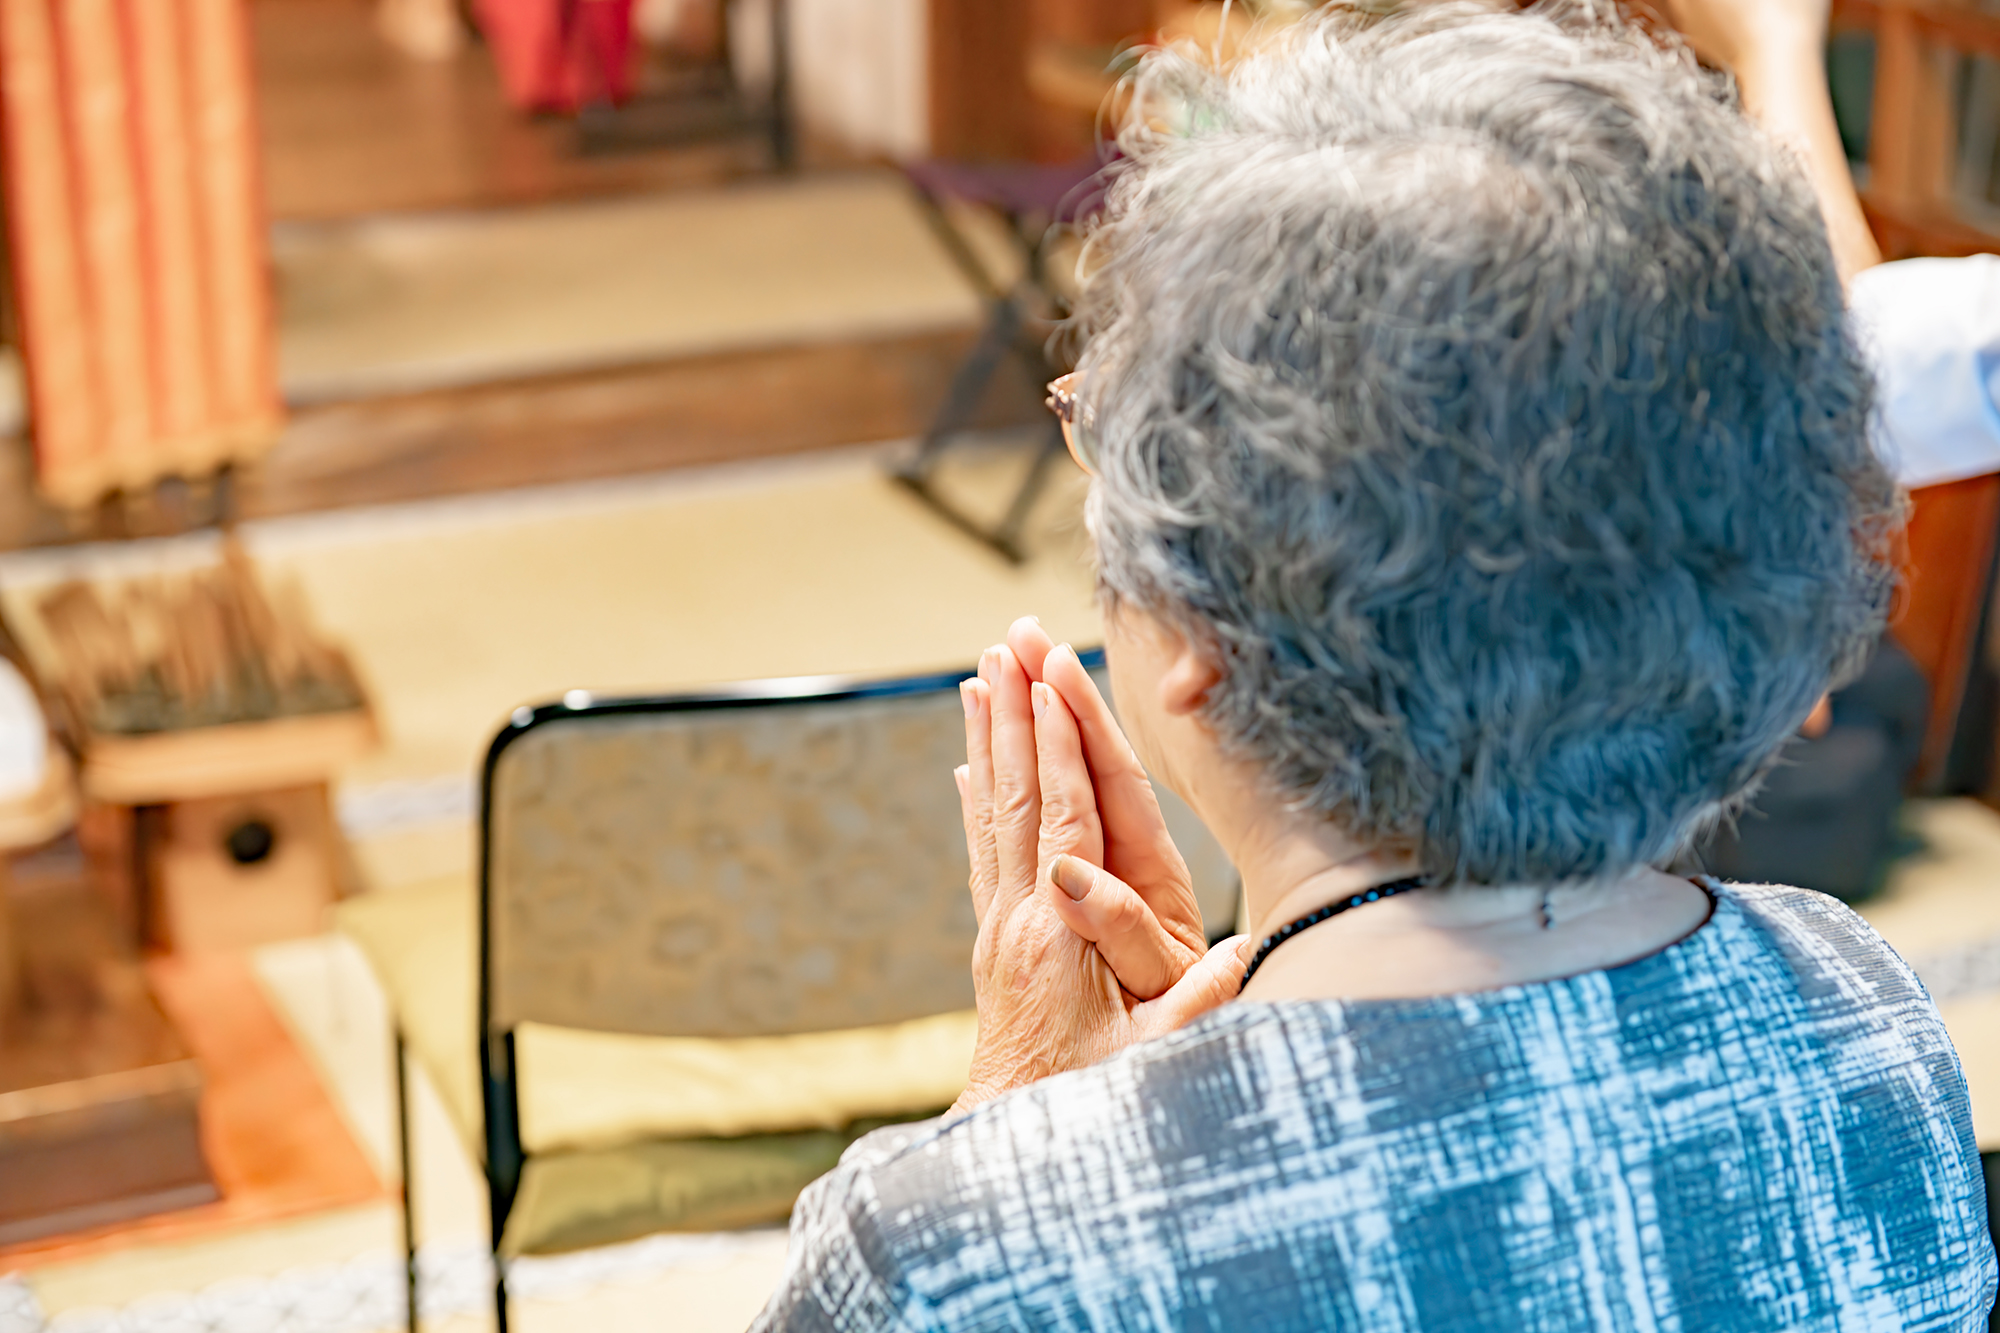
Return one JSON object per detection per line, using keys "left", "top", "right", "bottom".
{"left": 0, "top": 0, "right": 1020, "bottom": 548}
{"left": 0, "top": 944, "right": 384, "bottom": 1269}
{"left": 254, "top": 0, "right": 812, "bottom": 221}
{"left": 0, "top": 327, "right": 1042, "bottom": 547}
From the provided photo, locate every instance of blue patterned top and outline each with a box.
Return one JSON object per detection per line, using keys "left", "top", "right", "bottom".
{"left": 753, "top": 882, "right": 1996, "bottom": 1330}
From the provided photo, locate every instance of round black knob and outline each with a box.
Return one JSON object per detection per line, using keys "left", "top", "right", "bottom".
{"left": 225, "top": 819, "right": 277, "bottom": 866}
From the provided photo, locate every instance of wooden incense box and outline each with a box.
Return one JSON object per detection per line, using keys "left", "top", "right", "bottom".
{"left": 146, "top": 783, "right": 346, "bottom": 954}
{"left": 26, "top": 540, "right": 377, "bottom": 955}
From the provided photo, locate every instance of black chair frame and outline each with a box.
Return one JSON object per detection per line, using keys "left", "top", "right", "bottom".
{"left": 390, "top": 651, "right": 1104, "bottom": 1331}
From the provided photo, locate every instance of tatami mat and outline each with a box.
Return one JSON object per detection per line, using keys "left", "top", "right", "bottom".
{"left": 273, "top": 173, "right": 983, "bottom": 403}
{"left": 0, "top": 440, "right": 1100, "bottom": 796}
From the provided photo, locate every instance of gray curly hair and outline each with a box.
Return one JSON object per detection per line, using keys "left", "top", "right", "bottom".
{"left": 1078, "top": 0, "right": 1900, "bottom": 886}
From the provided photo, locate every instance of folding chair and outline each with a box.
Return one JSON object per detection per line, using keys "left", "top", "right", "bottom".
{"left": 892, "top": 156, "right": 1110, "bottom": 563}
{"left": 341, "top": 652, "right": 1239, "bottom": 1331}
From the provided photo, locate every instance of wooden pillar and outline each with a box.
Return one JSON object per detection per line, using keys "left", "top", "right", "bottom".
{"left": 1895, "top": 473, "right": 2000, "bottom": 786}
{"left": 1868, "top": 0, "right": 1960, "bottom": 254}
{"left": 928, "top": 0, "right": 1033, "bottom": 160}
{"left": 0, "top": 0, "right": 283, "bottom": 510}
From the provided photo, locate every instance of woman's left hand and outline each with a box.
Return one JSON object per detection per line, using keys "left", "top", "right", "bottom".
{"left": 1005, "top": 617, "right": 1210, "bottom": 1000}
{"left": 950, "top": 642, "right": 1247, "bottom": 1117}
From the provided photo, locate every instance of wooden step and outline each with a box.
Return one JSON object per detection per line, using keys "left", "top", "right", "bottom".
{"left": 0, "top": 326, "right": 1042, "bottom": 551}
{"left": 0, "top": 872, "right": 217, "bottom": 1247}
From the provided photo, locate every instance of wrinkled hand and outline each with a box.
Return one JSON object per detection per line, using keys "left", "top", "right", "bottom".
{"left": 1012, "top": 617, "right": 1216, "bottom": 996}
{"left": 950, "top": 636, "right": 1246, "bottom": 1116}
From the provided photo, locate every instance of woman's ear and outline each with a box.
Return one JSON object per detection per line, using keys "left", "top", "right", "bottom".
{"left": 1158, "top": 635, "right": 1223, "bottom": 717}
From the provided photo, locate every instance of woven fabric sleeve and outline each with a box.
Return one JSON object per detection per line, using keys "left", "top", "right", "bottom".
{"left": 751, "top": 1122, "right": 946, "bottom": 1332}
{"left": 751, "top": 882, "right": 1997, "bottom": 1332}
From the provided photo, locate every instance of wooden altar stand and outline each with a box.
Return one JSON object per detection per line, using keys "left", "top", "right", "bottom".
{"left": 0, "top": 724, "right": 221, "bottom": 1248}
{"left": 0, "top": 542, "right": 376, "bottom": 1246}
{"left": 33, "top": 542, "right": 379, "bottom": 954}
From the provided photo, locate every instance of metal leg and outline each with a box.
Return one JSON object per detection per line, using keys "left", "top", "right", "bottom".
{"left": 890, "top": 303, "right": 1070, "bottom": 565}
{"left": 897, "top": 299, "right": 1023, "bottom": 483}
{"left": 481, "top": 1027, "right": 524, "bottom": 1333}
{"left": 768, "top": 0, "right": 794, "bottom": 170}
{"left": 890, "top": 185, "right": 1076, "bottom": 562}
{"left": 394, "top": 1029, "right": 417, "bottom": 1333}
{"left": 988, "top": 421, "right": 1069, "bottom": 560}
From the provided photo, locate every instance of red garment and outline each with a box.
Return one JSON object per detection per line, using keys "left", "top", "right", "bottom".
{"left": 473, "top": 0, "right": 636, "bottom": 113}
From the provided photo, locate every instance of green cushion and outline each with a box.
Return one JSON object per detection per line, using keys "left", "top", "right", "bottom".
{"left": 335, "top": 876, "right": 959, "bottom": 1256}
{"left": 501, "top": 1116, "right": 932, "bottom": 1256}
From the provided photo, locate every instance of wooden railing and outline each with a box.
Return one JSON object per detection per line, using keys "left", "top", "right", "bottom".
{"left": 1833, "top": 0, "right": 2000, "bottom": 258}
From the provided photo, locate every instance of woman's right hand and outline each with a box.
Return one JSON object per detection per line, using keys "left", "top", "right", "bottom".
{"left": 1004, "top": 616, "right": 1211, "bottom": 1002}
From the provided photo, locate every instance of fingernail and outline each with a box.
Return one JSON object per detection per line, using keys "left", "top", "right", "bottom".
{"left": 1031, "top": 682, "right": 1050, "bottom": 718}
{"left": 1051, "top": 643, "right": 1075, "bottom": 665}
{"left": 1051, "top": 855, "right": 1092, "bottom": 901}
{"left": 953, "top": 766, "right": 969, "bottom": 797}
{"left": 960, "top": 679, "right": 976, "bottom": 718}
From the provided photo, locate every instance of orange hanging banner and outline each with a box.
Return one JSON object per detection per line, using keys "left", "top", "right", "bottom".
{"left": 0, "top": 0, "right": 282, "bottom": 510}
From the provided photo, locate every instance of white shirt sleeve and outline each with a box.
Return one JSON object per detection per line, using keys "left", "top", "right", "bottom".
{"left": 1848, "top": 253, "right": 2000, "bottom": 488}
{"left": 1849, "top": 255, "right": 2000, "bottom": 490}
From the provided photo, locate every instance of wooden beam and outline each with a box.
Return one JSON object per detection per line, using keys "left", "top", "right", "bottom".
{"left": 1832, "top": 0, "right": 2000, "bottom": 62}
{"left": 1895, "top": 473, "right": 2000, "bottom": 786}
{"left": 927, "top": 0, "right": 1033, "bottom": 160}
{"left": 1868, "top": 1, "right": 1958, "bottom": 220}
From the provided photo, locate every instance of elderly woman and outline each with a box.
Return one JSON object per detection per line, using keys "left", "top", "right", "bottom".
{"left": 755, "top": 2, "right": 1996, "bottom": 1327}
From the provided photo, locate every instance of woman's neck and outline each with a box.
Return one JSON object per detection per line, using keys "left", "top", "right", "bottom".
{"left": 1229, "top": 819, "right": 1714, "bottom": 1003}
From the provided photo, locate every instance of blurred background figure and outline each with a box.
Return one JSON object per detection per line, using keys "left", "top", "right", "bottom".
{"left": 473, "top": 0, "right": 640, "bottom": 114}
{"left": 1655, "top": 0, "right": 2000, "bottom": 903}
{"left": 377, "top": 0, "right": 465, "bottom": 60}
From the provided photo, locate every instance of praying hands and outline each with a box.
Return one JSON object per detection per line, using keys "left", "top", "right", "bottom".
{"left": 948, "top": 617, "right": 1248, "bottom": 1115}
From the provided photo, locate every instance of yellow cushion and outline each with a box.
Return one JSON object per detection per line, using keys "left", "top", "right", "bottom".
{"left": 334, "top": 875, "right": 974, "bottom": 1156}
{"left": 338, "top": 876, "right": 487, "bottom": 1145}
{"left": 503, "top": 1129, "right": 866, "bottom": 1256}
{"left": 518, "top": 1010, "right": 972, "bottom": 1151}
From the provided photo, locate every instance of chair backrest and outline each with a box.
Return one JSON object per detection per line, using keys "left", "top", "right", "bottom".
{"left": 479, "top": 658, "right": 1241, "bottom": 1045}
{"left": 472, "top": 658, "right": 1241, "bottom": 1240}
{"left": 481, "top": 671, "right": 979, "bottom": 1041}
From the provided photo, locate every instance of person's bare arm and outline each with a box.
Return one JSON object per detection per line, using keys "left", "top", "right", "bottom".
{"left": 1658, "top": 0, "right": 1881, "bottom": 283}
{"left": 1658, "top": 1, "right": 1873, "bottom": 737}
